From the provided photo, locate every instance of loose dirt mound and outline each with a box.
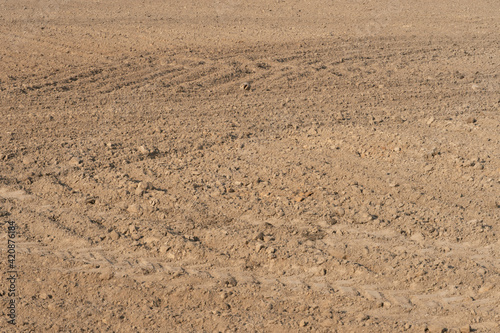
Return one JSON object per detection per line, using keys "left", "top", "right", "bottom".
{"left": 1, "top": 0, "right": 499, "bottom": 332}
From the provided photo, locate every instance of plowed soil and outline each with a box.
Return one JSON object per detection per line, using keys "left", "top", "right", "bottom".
{"left": 1, "top": 0, "right": 499, "bottom": 332}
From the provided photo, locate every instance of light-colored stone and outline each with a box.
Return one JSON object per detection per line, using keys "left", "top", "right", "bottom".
{"left": 127, "top": 204, "right": 141, "bottom": 214}
{"left": 256, "top": 243, "right": 265, "bottom": 252}
{"left": 240, "top": 82, "right": 251, "bottom": 90}
{"left": 22, "top": 156, "right": 35, "bottom": 165}
{"left": 109, "top": 230, "right": 120, "bottom": 241}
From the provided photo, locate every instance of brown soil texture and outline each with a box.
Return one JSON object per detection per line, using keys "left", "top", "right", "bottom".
{"left": 1, "top": 0, "right": 499, "bottom": 332}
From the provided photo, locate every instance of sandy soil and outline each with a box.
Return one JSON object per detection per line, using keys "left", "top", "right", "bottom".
{"left": 1, "top": 0, "right": 499, "bottom": 332}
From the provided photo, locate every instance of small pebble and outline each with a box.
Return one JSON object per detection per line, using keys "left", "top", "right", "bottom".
{"left": 478, "top": 283, "right": 494, "bottom": 293}
{"left": 99, "top": 268, "right": 114, "bottom": 281}
{"left": 393, "top": 115, "right": 405, "bottom": 123}
{"left": 466, "top": 117, "right": 476, "bottom": 124}
{"left": 357, "top": 313, "right": 370, "bottom": 321}
{"left": 426, "top": 325, "right": 447, "bottom": 333}
{"left": 224, "top": 276, "right": 237, "bottom": 287}
{"left": 138, "top": 181, "right": 152, "bottom": 191}
{"left": 143, "top": 236, "right": 160, "bottom": 245}
{"left": 39, "top": 293, "right": 51, "bottom": 300}
{"left": 85, "top": 197, "right": 96, "bottom": 204}
{"left": 22, "top": 156, "right": 35, "bottom": 165}
{"left": 240, "top": 82, "right": 251, "bottom": 90}
{"left": 109, "top": 230, "right": 120, "bottom": 241}
{"left": 424, "top": 164, "right": 434, "bottom": 173}
{"left": 294, "top": 196, "right": 304, "bottom": 202}
{"left": 354, "top": 212, "right": 374, "bottom": 224}
{"left": 127, "top": 204, "right": 140, "bottom": 214}
{"left": 266, "top": 247, "right": 276, "bottom": 254}
{"left": 254, "top": 232, "right": 265, "bottom": 241}
{"left": 138, "top": 146, "right": 150, "bottom": 154}
{"left": 263, "top": 235, "right": 275, "bottom": 242}
{"left": 131, "top": 232, "right": 142, "bottom": 241}
{"left": 333, "top": 207, "right": 345, "bottom": 217}
{"left": 69, "top": 156, "right": 82, "bottom": 166}
{"left": 159, "top": 244, "right": 171, "bottom": 254}
{"left": 459, "top": 325, "right": 471, "bottom": 333}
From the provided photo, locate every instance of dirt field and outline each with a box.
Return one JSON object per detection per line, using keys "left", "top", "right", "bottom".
{"left": 0, "top": 0, "right": 499, "bottom": 332}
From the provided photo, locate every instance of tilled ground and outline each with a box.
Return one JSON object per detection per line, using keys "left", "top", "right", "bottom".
{"left": 0, "top": 0, "right": 499, "bottom": 332}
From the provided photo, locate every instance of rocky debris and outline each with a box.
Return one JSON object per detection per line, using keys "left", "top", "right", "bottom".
{"left": 1, "top": 3, "right": 499, "bottom": 332}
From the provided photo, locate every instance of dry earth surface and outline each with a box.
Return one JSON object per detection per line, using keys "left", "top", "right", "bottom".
{"left": 0, "top": 0, "right": 499, "bottom": 332}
